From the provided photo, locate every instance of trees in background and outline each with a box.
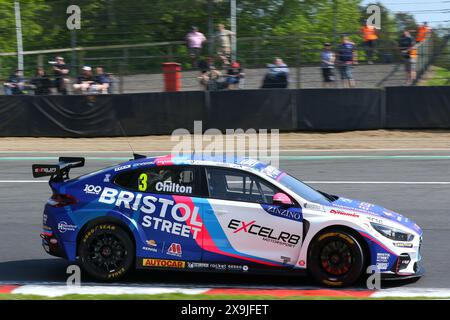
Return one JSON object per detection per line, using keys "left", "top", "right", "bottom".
{"left": 3, "top": 0, "right": 446, "bottom": 74}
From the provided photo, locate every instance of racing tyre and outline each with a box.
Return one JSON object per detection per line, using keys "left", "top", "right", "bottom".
{"left": 308, "top": 229, "right": 365, "bottom": 287}
{"left": 78, "top": 223, "right": 134, "bottom": 281}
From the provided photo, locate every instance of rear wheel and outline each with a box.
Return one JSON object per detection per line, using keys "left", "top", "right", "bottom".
{"left": 78, "top": 223, "right": 134, "bottom": 281}
{"left": 308, "top": 229, "right": 365, "bottom": 287}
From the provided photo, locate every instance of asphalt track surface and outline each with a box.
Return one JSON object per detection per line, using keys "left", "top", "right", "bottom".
{"left": 0, "top": 150, "right": 449, "bottom": 289}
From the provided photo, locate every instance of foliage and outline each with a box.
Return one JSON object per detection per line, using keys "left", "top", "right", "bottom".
{"left": 1, "top": 0, "right": 439, "bottom": 75}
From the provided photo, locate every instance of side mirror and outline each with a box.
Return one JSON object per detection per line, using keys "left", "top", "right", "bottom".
{"left": 273, "top": 192, "right": 293, "bottom": 206}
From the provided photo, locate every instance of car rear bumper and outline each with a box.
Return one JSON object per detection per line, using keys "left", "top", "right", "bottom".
{"left": 41, "top": 232, "right": 65, "bottom": 258}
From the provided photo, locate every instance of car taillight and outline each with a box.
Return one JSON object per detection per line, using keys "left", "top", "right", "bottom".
{"left": 47, "top": 194, "right": 77, "bottom": 207}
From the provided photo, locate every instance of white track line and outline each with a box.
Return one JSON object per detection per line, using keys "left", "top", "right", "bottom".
{"left": 372, "top": 288, "right": 450, "bottom": 298}
{"left": 12, "top": 285, "right": 208, "bottom": 297}
{"left": 0, "top": 180, "right": 48, "bottom": 183}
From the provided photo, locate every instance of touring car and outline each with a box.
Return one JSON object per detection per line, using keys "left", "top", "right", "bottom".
{"left": 33, "top": 154, "right": 423, "bottom": 286}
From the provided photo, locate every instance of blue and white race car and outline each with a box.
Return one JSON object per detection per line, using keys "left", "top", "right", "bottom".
{"left": 33, "top": 154, "right": 423, "bottom": 286}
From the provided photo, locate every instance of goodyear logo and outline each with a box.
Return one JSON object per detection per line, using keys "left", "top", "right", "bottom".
{"left": 142, "top": 259, "right": 185, "bottom": 269}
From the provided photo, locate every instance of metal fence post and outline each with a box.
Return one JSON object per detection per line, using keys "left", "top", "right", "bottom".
{"left": 168, "top": 44, "right": 174, "bottom": 61}
{"left": 119, "top": 48, "right": 129, "bottom": 94}
{"left": 37, "top": 54, "right": 43, "bottom": 68}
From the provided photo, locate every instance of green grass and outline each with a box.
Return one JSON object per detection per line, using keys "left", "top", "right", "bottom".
{"left": 423, "top": 66, "right": 450, "bottom": 86}
{"left": 0, "top": 293, "right": 448, "bottom": 300}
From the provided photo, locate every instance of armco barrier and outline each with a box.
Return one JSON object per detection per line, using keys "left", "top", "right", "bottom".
{"left": 0, "top": 87, "right": 449, "bottom": 137}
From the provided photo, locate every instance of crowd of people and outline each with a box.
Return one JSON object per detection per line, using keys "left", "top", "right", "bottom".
{"left": 2, "top": 22, "right": 432, "bottom": 95}
{"left": 186, "top": 24, "right": 246, "bottom": 91}
{"left": 319, "top": 22, "right": 432, "bottom": 88}
{"left": 187, "top": 24, "right": 291, "bottom": 90}
{"left": 3, "top": 56, "right": 113, "bottom": 95}
{"left": 187, "top": 22, "right": 432, "bottom": 91}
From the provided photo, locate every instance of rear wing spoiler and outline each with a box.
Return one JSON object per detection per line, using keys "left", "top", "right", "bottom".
{"left": 32, "top": 157, "right": 85, "bottom": 181}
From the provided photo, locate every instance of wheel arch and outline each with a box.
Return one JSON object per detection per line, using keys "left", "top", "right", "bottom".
{"left": 75, "top": 216, "right": 137, "bottom": 257}
{"left": 307, "top": 224, "right": 371, "bottom": 271}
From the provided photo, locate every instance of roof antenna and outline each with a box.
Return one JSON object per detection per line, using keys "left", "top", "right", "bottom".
{"left": 117, "top": 121, "right": 146, "bottom": 160}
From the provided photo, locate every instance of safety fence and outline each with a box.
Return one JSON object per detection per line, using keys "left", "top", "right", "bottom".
{"left": 0, "top": 86, "right": 449, "bottom": 137}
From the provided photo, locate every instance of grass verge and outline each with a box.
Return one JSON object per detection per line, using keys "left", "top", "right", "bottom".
{"left": 423, "top": 66, "right": 450, "bottom": 86}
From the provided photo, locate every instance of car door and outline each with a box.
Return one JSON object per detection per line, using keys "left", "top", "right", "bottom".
{"left": 201, "top": 167, "right": 303, "bottom": 268}
{"left": 114, "top": 165, "right": 205, "bottom": 263}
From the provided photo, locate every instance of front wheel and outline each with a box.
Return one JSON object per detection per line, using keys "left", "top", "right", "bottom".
{"left": 308, "top": 229, "right": 366, "bottom": 287}
{"left": 78, "top": 223, "right": 134, "bottom": 281}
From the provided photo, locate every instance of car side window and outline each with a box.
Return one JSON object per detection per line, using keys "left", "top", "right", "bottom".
{"left": 115, "top": 166, "right": 197, "bottom": 196}
{"left": 206, "top": 167, "right": 280, "bottom": 204}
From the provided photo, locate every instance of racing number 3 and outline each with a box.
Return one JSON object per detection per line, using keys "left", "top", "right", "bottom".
{"left": 138, "top": 173, "right": 148, "bottom": 191}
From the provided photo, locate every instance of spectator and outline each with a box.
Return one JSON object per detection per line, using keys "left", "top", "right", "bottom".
{"left": 30, "top": 67, "right": 52, "bottom": 95}
{"left": 262, "top": 58, "right": 289, "bottom": 89}
{"left": 105, "top": 73, "right": 114, "bottom": 94}
{"left": 416, "top": 22, "right": 432, "bottom": 43}
{"left": 197, "top": 57, "right": 229, "bottom": 91}
{"left": 185, "top": 26, "right": 207, "bottom": 68}
{"left": 337, "top": 36, "right": 357, "bottom": 88}
{"left": 225, "top": 61, "right": 244, "bottom": 89}
{"left": 215, "top": 24, "right": 234, "bottom": 66}
{"left": 399, "top": 31, "right": 417, "bottom": 86}
{"left": 73, "top": 66, "right": 95, "bottom": 94}
{"left": 361, "top": 24, "right": 378, "bottom": 64}
{"left": 4, "top": 69, "right": 26, "bottom": 95}
{"left": 320, "top": 43, "right": 336, "bottom": 88}
{"left": 92, "top": 66, "right": 110, "bottom": 94}
{"left": 198, "top": 56, "right": 215, "bottom": 73}
{"left": 198, "top": 66, "right": 227, "bottom": 91}
{"left": 52, "top": 56, "right": 70, "bottom": 95}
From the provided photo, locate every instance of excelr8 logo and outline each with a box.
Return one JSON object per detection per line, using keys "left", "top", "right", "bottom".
{"left": 84, "top": 184, "right": 102, "bottom": 195}
{"left": 228, "top": 219, "right": 301, "bottom": 247}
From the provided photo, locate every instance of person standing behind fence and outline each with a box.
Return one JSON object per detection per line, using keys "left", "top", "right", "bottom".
{"left": 52, "top": 56, "right": 70, "bottom": 95}
{"left": 337, "top": 36, "right": 357, "bottom": 88}
{"left": 215, "top": 24, "right": 234, "bottom": 66}
{"left": 416, "top": 22, "right": 432, "bottom": 43}
{"left": 185, "top": 26, "right": 207, "bottom": 69}
{"left": 320, "top": 43, "right": 336, "bottom": 88}
{"left": 399, "top": 31, "right": 417, "bottom": 86}
{"left": 361, "top": 24, "right": 378, "bottom": 64}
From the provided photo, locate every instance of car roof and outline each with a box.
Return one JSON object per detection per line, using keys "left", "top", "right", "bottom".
{"left": 129, "top": 154, "right": 285, "bottom": 180}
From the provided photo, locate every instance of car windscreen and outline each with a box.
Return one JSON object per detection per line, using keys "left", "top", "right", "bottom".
{"left": 277, "top": 173, "right": 331, "bottom": 205}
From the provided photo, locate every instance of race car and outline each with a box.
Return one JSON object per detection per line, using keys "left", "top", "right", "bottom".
{"left": 33, "top": 154, "right": 423, "bottom": 286}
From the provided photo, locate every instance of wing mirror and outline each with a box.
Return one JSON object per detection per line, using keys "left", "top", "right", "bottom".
{"left": 273, "top": 192, "right": 294, "bottom": 206}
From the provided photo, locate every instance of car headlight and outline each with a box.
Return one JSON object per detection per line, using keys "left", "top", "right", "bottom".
{"left": 370, "top": 222, "right": 414, "bottom": 242}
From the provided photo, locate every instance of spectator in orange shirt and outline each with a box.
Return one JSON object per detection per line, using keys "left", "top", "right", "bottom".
{"left": 416, "top": 22, "right": 431, "bottom": 43}
{"left": 361, "top": 24, "right": 378, "bottom": 64}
